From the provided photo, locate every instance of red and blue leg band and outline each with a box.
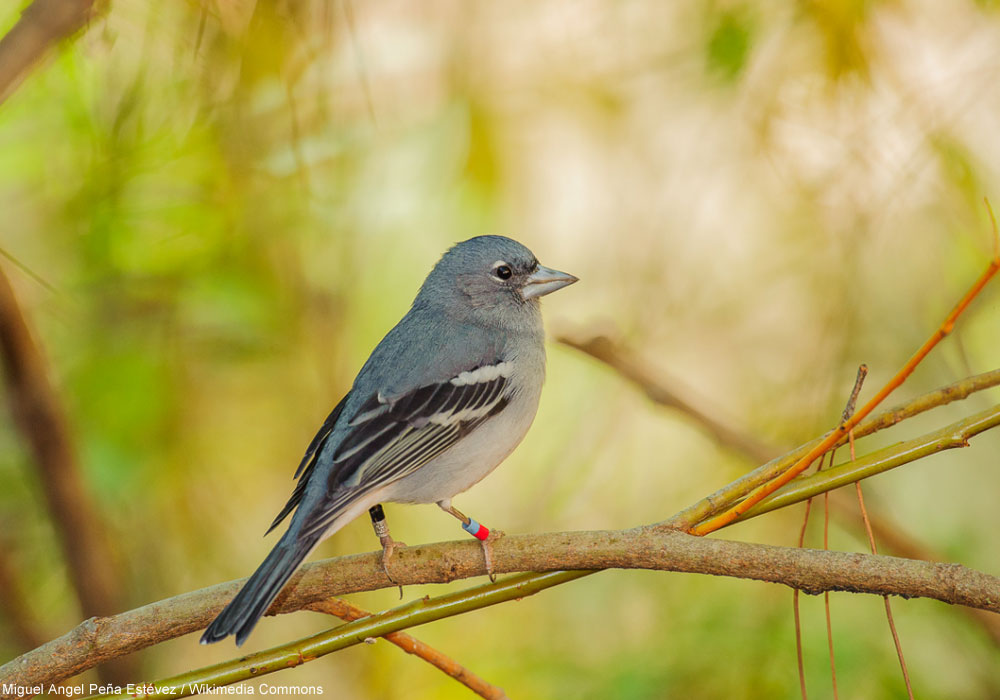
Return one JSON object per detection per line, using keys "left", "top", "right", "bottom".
{"left": 462, "top": 518, "right": 490, "bottom": 541}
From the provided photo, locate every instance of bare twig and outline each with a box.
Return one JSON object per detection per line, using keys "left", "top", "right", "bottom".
{"left": 855, "top": 481, "right": 915, "bottom": 699}
{"left": 793, "top": 498, "right": 813, "bottom": 700}
{"left": 823, "top": 490, "right": 838, "bottom": 700}
{"left": 824, "top": 364, "right": 869, "bottom": 700}
{"left": 739, "top": 403, "right": 1000, "bottom": 518}
{"left": 307, "top": 598, "right": 508, "bottom": 699}
{"left": 825, "top": 494, "right": 1000, "bottom": 646}
{"left": 841, "top": 365, "right": 868, "bottom": 422}
{"left": 0, "top": 265, "right": 132, "bottom": 683}
{"left": 851, "top": 426, "right": 914, "bottom": 699}
{"left": 0, "top": 0, "right": 99, "bottom": 106}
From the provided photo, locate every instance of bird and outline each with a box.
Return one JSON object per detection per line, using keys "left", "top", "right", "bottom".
{"left": 201, "top": 235, "right": 578, "bottom": 646}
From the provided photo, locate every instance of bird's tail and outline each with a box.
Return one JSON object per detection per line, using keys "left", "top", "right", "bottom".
{"left": 200, "top": 532, "right": 320, "bottom": 646}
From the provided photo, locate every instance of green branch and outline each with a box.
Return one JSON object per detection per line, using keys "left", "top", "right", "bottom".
{"left": 91, "top": 572, "right": 576, "bottom": 700}
{"left": 741, "top": 403, "right": 1000, "bottom": 519}
{"left": 666, "top": 368, "right": 1000, "bottom": 530}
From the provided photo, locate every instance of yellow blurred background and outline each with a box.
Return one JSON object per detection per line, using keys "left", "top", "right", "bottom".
{"left": 1, "top": 1, "right": 999, "bottom": 697}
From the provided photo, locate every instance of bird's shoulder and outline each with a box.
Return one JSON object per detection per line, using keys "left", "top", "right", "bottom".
{"left": 352, "top": 306, "right": 510, "bottom": 401}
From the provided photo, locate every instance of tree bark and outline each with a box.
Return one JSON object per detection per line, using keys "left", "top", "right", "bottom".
{"left": 2, "top": 528, "right": 997, "bottom": 695}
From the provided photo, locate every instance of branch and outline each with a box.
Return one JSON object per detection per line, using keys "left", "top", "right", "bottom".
{"left": 0, "top": 266, "right": 133, "bottom": 683}
{"left": 741, "top": 403, "right": 1000, "bottom": 518}
{"left": 0, "top": 0, "right": 99, "bottom": 106}
{"left": 4, "top": 529, "right": 998, "bottom": 695}
{"left": 560, "top": 331, "right": 1000, "bottom": 644}
{"left": 95, "top": 573, "right": 565, "bottom": 700}
{"left": 824, "top": 495, "right": 1000, "bottom": 647}
{"left": 668, "top": 367, "right": 1000, "bottom": 530}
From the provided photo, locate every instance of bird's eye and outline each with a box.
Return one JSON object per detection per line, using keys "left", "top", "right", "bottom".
{"left": 493, "top": 264, "right": 513, "bottom": 280}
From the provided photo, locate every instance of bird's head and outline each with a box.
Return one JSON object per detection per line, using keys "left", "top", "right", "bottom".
{"left": 414, "top": 235, "right": 578, "bottom": 327}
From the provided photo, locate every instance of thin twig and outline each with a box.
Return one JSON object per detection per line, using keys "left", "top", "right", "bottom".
{"left": 285, "top": 81, "right": 311, "bottom": 193}
{"left": 307, "top": 598, "right": 508, "bottom": 699}
{"left": 739, "top": 403, "right": 1000, "bottom": 519}
{"left": 823, "top": 365, "right": 869, "bottom": 700}
{"left": 851, "top": 429, "right": 915, "bottom": 700}
{"left": 824, "top": 494, "right": 1000, "bottom": 646}
{"left": 794, "top": 497, "right": 813, "bottom": 700}
{"left": 0, "top": 248, "right": 58, "bottom": 296}
{"left": 823, "top": 491, "right": 838, "bottom": 700}
{"left": 87, "top": 573, "right": 554, "bottom": 700}
{"left": 841, "top": 365, "right": 868, "bottom": 422}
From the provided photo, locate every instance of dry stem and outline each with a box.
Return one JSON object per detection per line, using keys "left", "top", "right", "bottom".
{"left": 307, "top": 598, "right": 507, "bottom": 699}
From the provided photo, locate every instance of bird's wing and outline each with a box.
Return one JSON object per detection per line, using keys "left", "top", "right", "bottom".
{"left": 296, "top": 361, "right": 513, "bottom": 539}
{"left": 266, "top": 395, "right": 350, "bottom": 535}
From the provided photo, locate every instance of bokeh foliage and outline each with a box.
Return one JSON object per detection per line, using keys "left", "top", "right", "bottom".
{"left": 1, "top": 1, "right": 999, "bottom": 697}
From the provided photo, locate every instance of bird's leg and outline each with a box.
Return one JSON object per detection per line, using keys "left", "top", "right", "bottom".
{"left": 369, "top": 504, "right": 405, "bottom": 597}
{"left": 437, "top": 500, "right": 504, "bottom": 583}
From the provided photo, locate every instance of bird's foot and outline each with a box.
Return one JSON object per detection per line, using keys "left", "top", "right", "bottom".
{"left": 379, "top": 536, "right": 407, "bottom": 599}
{"left": 480, "top": 529, "right": 505, "bottom": 583}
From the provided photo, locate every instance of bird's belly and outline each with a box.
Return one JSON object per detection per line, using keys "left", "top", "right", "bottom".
{"left": 383, "top": 388, "right": 540, "bottom": 505}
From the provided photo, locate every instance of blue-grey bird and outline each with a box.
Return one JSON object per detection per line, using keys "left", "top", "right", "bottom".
{"left": 201, "top": 235, "right": 577, "bottom": 645}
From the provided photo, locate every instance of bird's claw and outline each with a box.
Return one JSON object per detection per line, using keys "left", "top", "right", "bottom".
{"left": 379, "top": 537, "right": 407, "bottom": 598}
{"left": 481, "top": 530, "right": 505, "bottom": 583}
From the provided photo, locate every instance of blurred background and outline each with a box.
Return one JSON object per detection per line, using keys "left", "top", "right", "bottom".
{"left": 1, "top": 0, "right": 1000, "bottom": 698}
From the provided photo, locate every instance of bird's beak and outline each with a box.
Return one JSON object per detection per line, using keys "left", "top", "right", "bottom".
{"left": 522, "top": 264, "right": 579, "bottom": 299}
